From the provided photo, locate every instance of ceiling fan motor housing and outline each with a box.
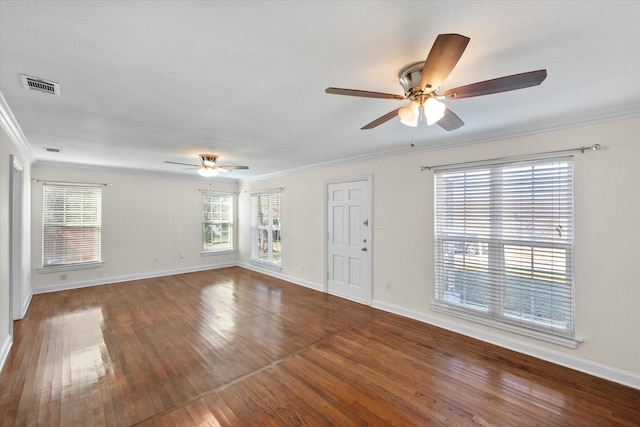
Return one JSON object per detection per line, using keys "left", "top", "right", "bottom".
{"left": 200, "top": 154, "right": 218, "bottom": 166}
{"left": 399, "top": 61, "right": 429, "bottom": 98}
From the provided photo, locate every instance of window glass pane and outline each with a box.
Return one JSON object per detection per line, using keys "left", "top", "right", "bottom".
{"left": 218, "top": 223, "right": 230, "bottom": 245}
{"left": 502, "top": 162, "right": 572, "bottom": 244}
{"left": 272, "top": 193, "right": 281, "bottom": 228}
{"left": 257, "top": 229, "right": 269, "bottom": 261}
{"left": 503, "top": 245, "right": 570, "bottom": 328}
{"left": 258, "top": 195, "right": 269, "bottom": 227}
{"left": 438, "top": 240, "right": 489, "bottom": 310}
{"left": 437, "top": 170, "right": 491, "bottom": 240}
{"left": 272, "top": 229, "right": 281, "bottom": 266}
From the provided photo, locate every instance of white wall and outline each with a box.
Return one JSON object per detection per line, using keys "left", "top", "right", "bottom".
{"left": 237, "top": 115, "right": 640, "bottom": 388}
{"left": 0, "top": 124, "right": 32, "bottom": 371}
{"left": 30, "top": 164, "right": 239, "bottom": 292}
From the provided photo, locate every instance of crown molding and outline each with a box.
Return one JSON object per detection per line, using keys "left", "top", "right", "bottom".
{"left": 0, "top": 91, "right": 35, "bottom": 163}
{"left": 240, "top": 107, "right": 640, "bottom": 183}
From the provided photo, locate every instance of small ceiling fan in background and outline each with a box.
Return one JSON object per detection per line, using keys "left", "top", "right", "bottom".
{"left": 326, "top": 33, "right": 547, "bottom": 130}
{"left": 165, "top": 154, "right": 249, "bottom": 177}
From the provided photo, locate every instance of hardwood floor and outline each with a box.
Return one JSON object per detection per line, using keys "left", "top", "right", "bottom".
{"left": 1, "top": 267, "right": 638, "bottom": 426}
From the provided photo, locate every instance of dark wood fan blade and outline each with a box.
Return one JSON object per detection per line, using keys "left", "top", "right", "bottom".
{"left": 442, "top": 69, "right": 547, "bottom": 99}
{"left": 361, "top": 108, "right": 400, "bottom": 130}
{"left": 165, "top": 160, "right": 199, "bottom": 167}
{"left": 437, "top": 108, "right": 465, "bottom": 131}
{"left": 326, "top": 87, "right": 405, "bottom": 100}
{"left": 419, "top": 34, "right": 470, "bottom": 91}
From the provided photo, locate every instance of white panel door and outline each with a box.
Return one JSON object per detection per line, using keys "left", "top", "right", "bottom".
{"left": 327, "top": 180, "right": 370, "bottom": 303}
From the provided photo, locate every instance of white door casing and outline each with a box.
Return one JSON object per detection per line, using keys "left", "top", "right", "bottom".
{"left": 326, "top": 178, "right": 371, "bottom": 304}
{"left": 9, "top": 155, "right": 24, "bottom": 328}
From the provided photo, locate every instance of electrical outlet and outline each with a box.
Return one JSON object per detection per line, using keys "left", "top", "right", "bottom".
{"left": 97, "top": 269, "right": 102, "bottom": 277}
{"left": 386, "top": 281, "right": 391, "bottom": 290}
{"left": 60, "top": 274, "right": 67, "bottom": 280}
{"left": 153, "top": 257, "right": 158, "bottom": 263}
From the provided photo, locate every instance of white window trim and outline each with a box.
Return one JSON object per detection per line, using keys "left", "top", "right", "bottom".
{"left": 38, "top": 261, "right": 104, "bottom": 274}
{"left": 431, "top": 302, "right": 582, "bottom": 348}
{"left": 249, "top": 258, "right": 283, "bottom": 272}
{"left": 201, "top": 191, "right": 235, "bottom": 254}
{"left": 200, "top": 249, "right": 235, "bottom": 257}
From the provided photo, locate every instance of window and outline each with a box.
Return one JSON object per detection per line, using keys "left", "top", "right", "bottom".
{"left": 202, "top": 192, "right": 234, "bottom": 253}
{"left": 42, "top": 183, "right": 102, "bottom": 268}
{"left": 251, "top": 192, "right": 281, "bottom": 267}
{"left": 433, "top": 158, "right": 575, "bottom": 344}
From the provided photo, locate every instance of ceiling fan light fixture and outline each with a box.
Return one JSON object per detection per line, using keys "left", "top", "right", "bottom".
{"left": 424, "top": 97, "right": 446, "bottom": 126}
{"left": 400, "top": 115, "right": 418, "bottom": 127}
{"left": 399, "top": 101, "right": 419, "bottom": 127}
{"left": 197, "top": 166, "right": 219, "bottom": 178}
{"left": 165, "top": 154, "right": 248, "bottom": 176}
{"left": 398, "top": 101, "right": 418, "bottom": 121}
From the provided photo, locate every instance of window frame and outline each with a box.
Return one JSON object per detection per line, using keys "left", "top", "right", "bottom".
{"left": 432, "top": 157, "right": 580, "bottom": 348}
{"left": 39, "top": 183, "right": 103, "bottom": 272}
{"left": 201, "top": 191, "right": 235, "bottom": 255}
{"left": 250, "top": 191, "right": 282, "bottom": 270}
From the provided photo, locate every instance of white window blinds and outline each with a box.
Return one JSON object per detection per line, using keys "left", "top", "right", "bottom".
{"left": 43, "top": 183, "right": 102, "bottom": 267}
{"left": 202, "top": 192, "right": 234, "bottom": 252}
{"left": 434, "top": 158, "right": 574, "bottom": 340}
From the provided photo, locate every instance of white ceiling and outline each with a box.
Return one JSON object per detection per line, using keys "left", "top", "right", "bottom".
{"left": 1, "top": 1, "right": 639, "bottom": 180}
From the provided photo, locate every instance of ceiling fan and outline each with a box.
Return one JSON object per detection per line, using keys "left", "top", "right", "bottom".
{"left": 326, "top": 33, "right": 547, "bottom": 130}
{"left": 164, "top": 154, "right": 249, "bottom": 177}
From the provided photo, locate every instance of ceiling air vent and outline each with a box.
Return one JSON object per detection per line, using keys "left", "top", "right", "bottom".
{"left": 21, "top": 74, "right": 60, "bottom": 96}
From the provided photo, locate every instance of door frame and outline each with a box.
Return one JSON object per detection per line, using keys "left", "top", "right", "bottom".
{"left": 324, "top": 175, "right": 373, "bottom": 305}
{"left": 9, "top": 155, "right": 24, "bottom": 330}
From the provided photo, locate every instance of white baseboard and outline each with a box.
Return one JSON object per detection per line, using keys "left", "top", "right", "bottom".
{"left": 33, "top": 261, "right": 324, "bottom": 297}
{"left": 237, "top": 262, "right": 324, "bottom": 292}
{"left": 372, "top": 299, "right": 640, "bottom": 390}
{"left": 0, "top": 334, "right": 12, "bottom": 374}
{"left": 20, "top": 291, "right": 32, "bottom": 319}
{"left": 31, "top": 262, "right": 237, "bottom": 295}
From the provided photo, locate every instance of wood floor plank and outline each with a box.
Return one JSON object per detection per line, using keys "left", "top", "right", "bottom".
{"left": 1, "top": 266, "right": 638, "bottom": 426}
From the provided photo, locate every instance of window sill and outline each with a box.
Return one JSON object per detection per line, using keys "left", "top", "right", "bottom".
{"left": 250, "top": 259, "right": 282, "bottom": 272}
{"left": 200, "top": 250, "right": 235, "bottom": 256}
{"left": 431, "top": 302, "right": 583, "bottom": 349}
{"left": 38, "top": 261, "right": 104, "bottom": 274}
